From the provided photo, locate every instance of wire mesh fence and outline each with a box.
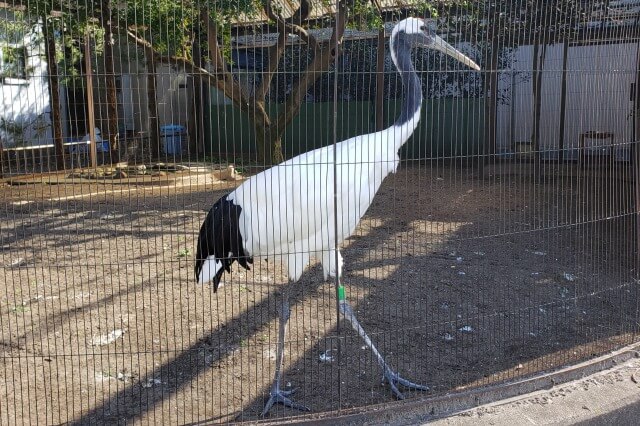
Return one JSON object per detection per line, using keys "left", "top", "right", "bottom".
{"left": 1, "top": 0, "right": 639, "bottom": 423}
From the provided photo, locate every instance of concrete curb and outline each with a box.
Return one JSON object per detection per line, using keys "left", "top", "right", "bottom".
{"left": 250, "top": 344, "right": 640, "bottom": 425}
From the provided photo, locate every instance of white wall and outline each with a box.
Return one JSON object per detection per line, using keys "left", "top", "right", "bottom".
{"left": 496, "top": 41, "right": 637, "bottom": 158}
{"left": 0, "top": 20, "right": 54, "bottom": 148}
{"left": 156, "top": 64, "right": 190, "bottom": 129}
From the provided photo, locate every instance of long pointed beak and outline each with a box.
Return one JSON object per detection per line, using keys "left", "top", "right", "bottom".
{"left": 431, "top": 35, "right": 481, "bottom": 70}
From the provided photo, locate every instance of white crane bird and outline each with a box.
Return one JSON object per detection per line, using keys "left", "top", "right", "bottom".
{"left": 195, "top": 17, "right": 480, "bottom": 415}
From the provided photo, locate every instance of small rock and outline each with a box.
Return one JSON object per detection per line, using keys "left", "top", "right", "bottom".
{"left": 319, "top": 349, "right": 335, "bottom": 363}
{"left": 563, "top": 273, "right": 577, "bottom": 282}
{"left": 443, "top": 333, "right": 454, "bottom": 342}
{"left": 458, "top": 325, "right": 474, "bottom": 333}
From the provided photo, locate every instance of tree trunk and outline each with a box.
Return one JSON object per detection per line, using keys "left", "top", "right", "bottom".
{"left": 483, "top": 23, "right": 499, "bottom": 171}
{"left": 190, "top": 35, "right": 207, "bottom": 156}
{"left": 145, "top": 47, "right": 159, "bottom": 162}
{"left": 256, "top": 132, "right": 284, "bottom": 166}
{"left": 532, "top": 38, "right": 547, "bottom": 171}
{"left": 253, "top": 106, "right": 284, "bottom": 165}
{"left": 101, "top": 0, "right": 120, "bottom": 163}
{"left": 266, "top": 128, "right": 285, "bottom": 165}
{"left": 43, "top": 19, "right": 65, "bottom": 170}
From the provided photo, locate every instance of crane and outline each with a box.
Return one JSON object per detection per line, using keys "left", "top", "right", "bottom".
{"left": 195, "top": 17, "right": 480, "bottom": 415}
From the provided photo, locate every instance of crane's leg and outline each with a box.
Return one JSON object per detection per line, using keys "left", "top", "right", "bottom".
{"left": 262, "top": 292, "right": 310, "bottom": 416}
{"left": 339, "top": 296, "right": 429, "bottom": 399}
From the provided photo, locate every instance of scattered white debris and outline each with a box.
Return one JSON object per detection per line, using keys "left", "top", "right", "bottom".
{"left": 563, "top": 273, "right": 577, "bottom": 282}
{"left": 531, "top": 272, "right": 540, "bottom": 276}
{"left": 319, "top": 349, "right": 335, "bottom": 363}
{"left": 22, "top": 295, "right": 43, "bottom": 305}
{"left": 361, "top": 345, "right": 367, "bottom": 350}
{"left": 528, "top": 332, "right": 537, "bottom": 337}
{"left": 532, "top": 251, "right": 547, "bottom": 256}
{"left": 516, "top": 363, "right": 524, "bottom": 370}
{"left": 91, "top": 329, "right": 126, "bottom": 346}
{"left": 95, "top": 372, "right": 111, "bottom": 382}
{"left": 458, "top": 271, "right": 466, "bottom": 276}
{"left": 443, "top": 333, "right": 454, "bottom": 342}
{"left": 22, "top": 295, "right": 59, "bottom": 305}
{"left": 263, "top": 348, "right": 277, "bottom": 361}
{"left": 10, "top": 258, "right": 26, "bottom": 267}
{"left": 456, "top": 256, "right": 464, "bottom": 263}
{"left": 459, "top": 326, "right": 474, "bottom": 333}
{"left": 95, "top": 371, "right": 132, "bottom": 382}
{"left": 539, "top": 307, "right": 547, "bottom": 313}
{"left": 141, "top": 378, "right": 162, "bottom": 388}
{"left": 473, "top": 251, "right": 485, "bottom": 256}
{"left": 116, "top": 372, "right": 134, "bottom": 382}
{"left": 100, "top": 213, "right": 117, "bottom": 220}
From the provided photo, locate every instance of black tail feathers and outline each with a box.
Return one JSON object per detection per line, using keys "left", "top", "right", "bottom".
{"left": 194, "top": 195, "right": 253, "bottom": 292}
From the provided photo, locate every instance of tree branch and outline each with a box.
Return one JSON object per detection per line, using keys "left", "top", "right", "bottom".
{"left": 272, "top": 0, "right": 349, "bottom": 138}
{"left": 124, "top": 28, "right": 266, "bottom": 118}
{"left": 254, "top": 0, "right": 314, "bottom": 102}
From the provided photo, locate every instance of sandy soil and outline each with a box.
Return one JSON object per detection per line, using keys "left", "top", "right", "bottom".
{"left": 0, "top": 161, "right": 637, "bottom": 424}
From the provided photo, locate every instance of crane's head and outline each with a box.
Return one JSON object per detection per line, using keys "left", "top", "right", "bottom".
{"left": 392, "top": 17, "right": 481, "bottom": 70}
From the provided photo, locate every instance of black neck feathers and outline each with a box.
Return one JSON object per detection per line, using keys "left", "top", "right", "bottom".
{"left": 392, "top": 36, "right": 423, "bottom": 127}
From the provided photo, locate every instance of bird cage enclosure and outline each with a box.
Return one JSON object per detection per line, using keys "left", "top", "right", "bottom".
{"left": 1, "top": 0, "right": 640, "bottom": 424}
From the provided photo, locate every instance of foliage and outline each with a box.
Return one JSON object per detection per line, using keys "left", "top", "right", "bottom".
{"left": 349, "top": 0, "right": 383, "bottom": 30}
{"left": 0, "top": 46, "right": 28, "bottom": 79}
{"left": 0, "top": 10, "right": 33, "bottom": 43}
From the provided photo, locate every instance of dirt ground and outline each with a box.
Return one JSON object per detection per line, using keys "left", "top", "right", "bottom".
{"left": 0, "top": 161, "right": 638, "bottom": 424}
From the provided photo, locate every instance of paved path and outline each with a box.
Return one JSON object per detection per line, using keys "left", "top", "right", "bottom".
{"left": 430, "top": 357, "right": 640, "bottom": 425}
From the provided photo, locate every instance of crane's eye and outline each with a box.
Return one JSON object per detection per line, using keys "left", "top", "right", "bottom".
{"left": 419, "top": 24, "right": 426, "bottom": 32}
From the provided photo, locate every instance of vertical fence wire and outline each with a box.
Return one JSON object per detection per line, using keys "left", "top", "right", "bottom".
{"left": 1, "top": 0, "right": 640, "bottom": 424}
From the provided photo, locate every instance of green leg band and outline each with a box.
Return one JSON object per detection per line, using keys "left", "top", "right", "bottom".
{"left": 338, "top": 285, "right": 345, "bottom": 301}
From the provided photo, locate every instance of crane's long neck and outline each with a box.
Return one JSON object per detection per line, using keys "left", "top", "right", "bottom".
{"left": 390, "top": 37, "right": 423, "bottom": 148}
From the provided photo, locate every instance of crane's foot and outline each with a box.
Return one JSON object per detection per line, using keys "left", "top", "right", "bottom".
{"left": 261, "top": 386, "right": 310, "bottom": 416}
{"left": 383, "top": 369, "right": 429, "bottom": 400}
